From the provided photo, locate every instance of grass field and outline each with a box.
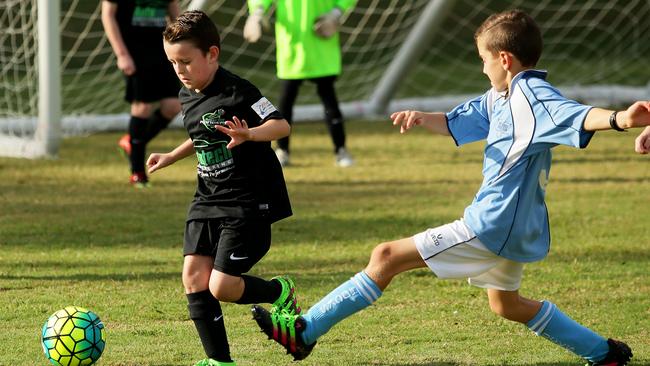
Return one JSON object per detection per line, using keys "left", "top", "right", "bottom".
{"left": 1, "top": 120, "right": 649, "bottom": 365}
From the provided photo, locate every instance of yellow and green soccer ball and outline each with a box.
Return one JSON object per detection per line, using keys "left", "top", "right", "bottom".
{"left": 41, "top": 306, "right": 106, "bottom": 366}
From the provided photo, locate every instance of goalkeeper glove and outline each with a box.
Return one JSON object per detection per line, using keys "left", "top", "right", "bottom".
{"left": 243, "top": 7, "right": 266, "bottom": 43}
{"left": 313, "top": 7, "right": 343, "bottom": 39}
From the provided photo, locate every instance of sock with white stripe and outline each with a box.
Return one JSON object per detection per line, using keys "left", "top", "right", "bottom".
{"left": 526, "top": 300, "right": 609, "bottom": 363}
{"left": 301, "top": 271, "right": 382, "bottom": 345}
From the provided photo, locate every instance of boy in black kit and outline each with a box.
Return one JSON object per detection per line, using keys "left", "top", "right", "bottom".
{"left": 147, "top": 10, "right": 301, "bottom": 366}
{"left": 101, "top": 0, "right": 181, "bottom": 187}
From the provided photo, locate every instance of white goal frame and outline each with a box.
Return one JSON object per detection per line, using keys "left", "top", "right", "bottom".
{"left": 2, "top": 0, "right": 648, "bottom": 158}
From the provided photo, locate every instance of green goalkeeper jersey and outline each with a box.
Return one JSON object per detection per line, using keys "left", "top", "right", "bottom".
{"left": 248, "top": 0, "right": 356, "bottom": 79}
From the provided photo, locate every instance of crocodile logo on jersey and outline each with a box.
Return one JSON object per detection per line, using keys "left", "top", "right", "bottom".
{"left": 200, "top": 109, "right": 227, "bottom": 132}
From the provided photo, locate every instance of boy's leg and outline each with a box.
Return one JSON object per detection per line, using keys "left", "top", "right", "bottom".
{"left": 313, "top": 76, "right": 346, "bottom": 153}
{"left": 300, "top": 237, "right": 424, "bottom": 343}
{"left": 252, "top": 236, "right": 426, "bottom": 356}
{"left": 210, "top": 218, "right": 298, "bottom": 311}
{"left": 184, "top": 255, "right": 233, "bottom": 363}
{"left": 487, "top": 289, "right": 629, "bottom": 364}
{"left": 128, "top": 101, "right": 153, "bottom": 182}
{"left": 276, "top": 79, "right": 302, "bottom": 154}
{"left": 144, "top": 97, "right": 180, "bottom": 143}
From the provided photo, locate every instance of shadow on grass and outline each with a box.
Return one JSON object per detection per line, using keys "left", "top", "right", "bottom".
{"left": 386, "top": 364, "right": 598, "bottom": 366}
{"left": 0, "top": 271, "right": 178, "bottom": 282}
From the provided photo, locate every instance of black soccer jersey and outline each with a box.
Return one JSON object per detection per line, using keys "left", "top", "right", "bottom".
{"left": 105, "top": 0, "right": 172, "bottom": 62}
{"left": 180, "top": 67, "right": 292, "bottom": 223}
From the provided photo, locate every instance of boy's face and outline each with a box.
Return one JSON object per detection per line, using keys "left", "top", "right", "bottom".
{"left": 163, "top": 40, "right": 219, "bottom": 92}
{"left": 476, "top": 36, "right": 508, "bottom": 92}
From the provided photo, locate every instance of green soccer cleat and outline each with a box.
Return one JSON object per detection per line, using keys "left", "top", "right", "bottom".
{"left": 193, "top": 359, "right": 236, "bottom": 366}
{"left": 271, "top": 276, "right": 302, "bottom": 315}
{"left": 587, "top": 339, "right": 632, "bottom": 366}
{"left": 251, "top": 304, "right": 315, "bottom": 361}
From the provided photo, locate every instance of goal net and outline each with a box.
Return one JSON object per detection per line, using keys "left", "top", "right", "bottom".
{"left": 1, "top": 0, "right": 649, "bottom": 157}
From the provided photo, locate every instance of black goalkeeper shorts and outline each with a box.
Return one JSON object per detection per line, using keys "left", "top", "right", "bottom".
{"left": 183, "top": 217, "right": 272, "bottom": 276}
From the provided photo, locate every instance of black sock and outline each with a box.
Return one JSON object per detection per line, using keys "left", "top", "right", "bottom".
{"left": 144, "top": 109, "right": 172, "bottom": 143}
{"left": 187, "top": 290, "right": 232, "bottom": 362}
{"left": 128, "top": 116, "right": 148, "bottom": 173}
{"left": 235, "top": 275, "right": 282, "bottom": 305}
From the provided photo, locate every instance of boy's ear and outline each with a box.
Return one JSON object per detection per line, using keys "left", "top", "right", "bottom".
{"left": 208, "top": 45, "right": 220, "bottom": 63}
{"left": 499, "top": 51, "right": 512, "bottom": 70}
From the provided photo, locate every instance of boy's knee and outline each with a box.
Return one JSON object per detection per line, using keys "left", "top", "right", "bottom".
{"left": 182, "top": 272, "right": 208, "bottom": 294}
{"left": 208, "top": 277, "right": 241, "bottom": 302}
{"left": 366, "top": 242, "right": 397, "bottom": 277}
{"left": 369, "top": 242, "right": 393, "bottom": 265}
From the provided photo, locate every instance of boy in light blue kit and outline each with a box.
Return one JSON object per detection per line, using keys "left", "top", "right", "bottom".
{"left": 250, "top": 9, "right": 650, "bottom": 365}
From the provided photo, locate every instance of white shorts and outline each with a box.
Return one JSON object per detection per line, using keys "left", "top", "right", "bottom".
{"left": 413, "top": 219, "right": 523, "bottom": 291}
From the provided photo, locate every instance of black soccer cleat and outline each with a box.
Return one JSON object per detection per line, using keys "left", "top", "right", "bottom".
{"left": 588, "top": 339, "right": 632, "bottom": 366}
{"left": 251, "top": 304, "right": 316, "bottom": 361}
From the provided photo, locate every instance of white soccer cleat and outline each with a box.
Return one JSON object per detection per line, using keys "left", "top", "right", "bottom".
{"left": 335, "top": 147, "right": 354, "bottom": 167}
{"left": 275, "top": 148, "right": 290, "bottom": 167}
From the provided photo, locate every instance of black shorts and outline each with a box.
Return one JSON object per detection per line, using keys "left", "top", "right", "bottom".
{"left": 125, "top": 57, "right": 179, "bottom": 103}
{"left": 184, "top": 218, "right": 272, "bottom": 276}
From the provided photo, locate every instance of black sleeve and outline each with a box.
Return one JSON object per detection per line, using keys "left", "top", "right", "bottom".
{"left": 239, "top": 85, "right": 284, "bottom": 128}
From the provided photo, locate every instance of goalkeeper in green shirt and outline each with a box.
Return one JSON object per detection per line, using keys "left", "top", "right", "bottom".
{"left": 244, "top": 0, "right": 356, "bottom": 167}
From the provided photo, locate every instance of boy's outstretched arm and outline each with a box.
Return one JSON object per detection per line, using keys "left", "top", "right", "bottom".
{"left": 215, "top": 116, "right": 290, "bottom": 149}
{"left": 147, "top": 138, "right": 195, "bottom": 174}
{"left": 635, "top": 126, "right": 650, "bottom": 154}
{"left": 583, "top": 101, "right": 650, "bottom": 132}
{"left": 390, "top": 110, "right": 450, "bottom": 135}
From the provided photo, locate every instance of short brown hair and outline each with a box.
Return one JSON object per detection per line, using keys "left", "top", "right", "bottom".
{"left": 474, "top": 9, "right": 542, "bottom": 67}
{"left": 163, "top": 10, "right": 220, "bottom": 53}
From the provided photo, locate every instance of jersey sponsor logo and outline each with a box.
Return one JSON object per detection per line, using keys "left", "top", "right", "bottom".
{"left": 229, "top": 253, "right": 249, "bottom": 261}
{"left": 132, "top": 3, "right": 168, "bottom": 28}
{"left": 427, "top": 232, "right": 443, "bottom": 246}
{"left": 251, "top": 97, "right": 277, "bottom": 119}
{"left": 193, "top": 139, "right": 234, "bottom": 178}
{"left": 200, "top": 109, "right": 227, "bottom": 132}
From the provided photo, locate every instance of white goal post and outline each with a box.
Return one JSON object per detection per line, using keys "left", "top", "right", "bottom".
{"left": 1, "top": 0, "right": 649, "bottom": 158}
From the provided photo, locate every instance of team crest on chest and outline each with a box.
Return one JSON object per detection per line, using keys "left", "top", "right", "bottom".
{"left": 200, "top": 109, "right": 227, "bottom": 132}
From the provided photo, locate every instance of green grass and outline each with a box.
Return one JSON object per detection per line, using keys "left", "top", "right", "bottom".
{"left": 1, "top": 120, "right": 649, "bottom": 365}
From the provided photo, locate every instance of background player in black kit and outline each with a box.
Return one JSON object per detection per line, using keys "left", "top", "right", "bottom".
{"left": 101, "top": 0, "right": 181, "bottom": 187}
{"left": 146, "top": 10, "right": 301, "bottom": 366}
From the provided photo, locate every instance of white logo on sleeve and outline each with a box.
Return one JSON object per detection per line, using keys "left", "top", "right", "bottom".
{"left": 251, "top": 97, "right": 277, "bottom": 119}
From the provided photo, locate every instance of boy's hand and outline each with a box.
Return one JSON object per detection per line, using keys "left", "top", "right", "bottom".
{"left": 314, "top": 8, "right": 342, "bottom": 38}
{"left": 635, "top": 126, "right": 650, "bottom": 154}
{"left": 623, "top": 101, "right": 650, "bottom": 129}
{"left": 116, "top": 54, "right": 135, "bottom": 76}
{"left": 147, "top": 152, "right": 174, "bottom": 174}
{"left": 391, "top": 110, "right": 424, "bottom": 134}
{"left": 215, "top": 116, "right": 251, "bottom": 149}
{"left": 243, "top": 7, "right": 266, "bottom": 43}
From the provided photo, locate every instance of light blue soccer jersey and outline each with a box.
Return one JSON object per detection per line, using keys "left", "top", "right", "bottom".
{"left": 446, "top": 70, "right": 594, "bottom": 262}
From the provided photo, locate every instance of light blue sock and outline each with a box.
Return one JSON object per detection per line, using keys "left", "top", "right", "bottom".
{"left": 527, "top": 301, "right": 609, "bottom": 363}
{"left": 301, "top": 271, "right": 382, "bottom": 345}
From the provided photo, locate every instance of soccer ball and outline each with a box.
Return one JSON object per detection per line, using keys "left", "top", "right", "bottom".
{"left": 41, "top": 306, "right": 106, "bottom": 366}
